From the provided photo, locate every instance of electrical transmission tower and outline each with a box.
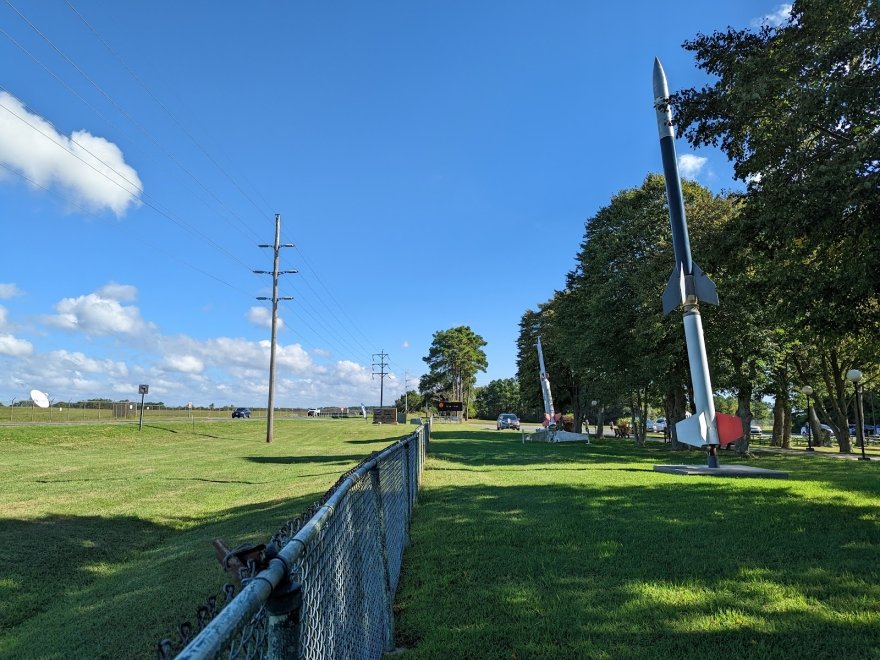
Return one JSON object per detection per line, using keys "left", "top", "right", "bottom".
{"left": 254, "top": 213, "right": 297, "bottom": 443}
{"left": 372, "top": 350, "right": 389, "bottom": 408}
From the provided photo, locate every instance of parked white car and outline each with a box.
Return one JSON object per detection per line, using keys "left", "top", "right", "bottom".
{"left": 651, "top": 418, "right": 667, "bottom": 433}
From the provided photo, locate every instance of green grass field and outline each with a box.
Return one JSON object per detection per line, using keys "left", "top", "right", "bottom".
{"left": 0, "top": 418, "right": 405, "bottom": 658}
{"left": 4, "top": 420, "right": 879, "bottom": 659}
{"left": 394, "top": 427, "right": 880, "bottom": 659}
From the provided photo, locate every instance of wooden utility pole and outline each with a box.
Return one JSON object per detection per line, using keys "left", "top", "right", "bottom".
{"left": 255, "top": 214, "right": 296, "bottom": 442}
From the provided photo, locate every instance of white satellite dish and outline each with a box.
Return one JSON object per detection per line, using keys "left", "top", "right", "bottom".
{"left": 30, "top": 389, "right": 49, "bottom": 408}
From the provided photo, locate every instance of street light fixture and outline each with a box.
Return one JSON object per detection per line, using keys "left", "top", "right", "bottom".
{"left": 591, "top": 400, "right": 598, "bottom": 437}
{"left": 801, "top": 385, "right": 814, "bottom": 452}
{"left": 846, "top": 369, "right": 870, "bottom": 461}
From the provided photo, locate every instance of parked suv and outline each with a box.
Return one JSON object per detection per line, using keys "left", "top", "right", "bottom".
{"left": 232, "top": 407, "right": 251, "bottom": 418}
{"left": 497, "top": 413, "right": 521, "bottom": 430}
{"left": 307, "top": 408, "right": 321, "bottom": 417}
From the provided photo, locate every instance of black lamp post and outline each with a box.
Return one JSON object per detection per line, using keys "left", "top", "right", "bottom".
{"left": 801, "top": 385, "right": 814, "bottom": 452}
{"left": 846, "top": 369, "right": 870, "bottom": 461}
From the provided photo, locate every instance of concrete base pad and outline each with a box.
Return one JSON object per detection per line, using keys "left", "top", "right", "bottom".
{"left": 654, "top": 464, "right": 788, "bottom": 478}
{"left": 528, "top": 429, "right": 590, "bottom": 443}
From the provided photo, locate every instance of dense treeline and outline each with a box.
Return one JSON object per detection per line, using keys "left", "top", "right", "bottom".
{"left": 516, "top": 0, "right": 879, "bottom": 454}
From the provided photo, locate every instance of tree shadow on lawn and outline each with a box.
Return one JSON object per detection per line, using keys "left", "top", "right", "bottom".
{"left": 0, "top": 489, "right": 333, "bottom": 659}
{"left": 245, "top": 453, "right": 365, "bottom": 466}
{"left": 346, "top": 437, "right": 407, "bottom": 445}
{"left": 427, "top": 430, "right": 880, "bottom": 497}
{"left": 396, "top": 479, "right": 880, "bottom": 657}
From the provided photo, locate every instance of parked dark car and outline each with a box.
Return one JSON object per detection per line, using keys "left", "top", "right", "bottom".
{"left": 232, "top": 407, "right": 251, "bottom": 418}
{"left": 497, "top": 413, "right": 520, "bottom": 430}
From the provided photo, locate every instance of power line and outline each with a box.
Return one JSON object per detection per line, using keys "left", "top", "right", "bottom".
{"left": 0, "top": 92, "right": 253, "bottom": 272}
{"left": 63, "top": 0, "right": 274, "bottom": 224}
{"left": 3, "top": 0, "right": 266, "bottom": 243}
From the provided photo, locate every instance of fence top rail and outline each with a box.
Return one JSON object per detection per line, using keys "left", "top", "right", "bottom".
{"left": 176, "top": 425, "right": 425, "bottom": 660}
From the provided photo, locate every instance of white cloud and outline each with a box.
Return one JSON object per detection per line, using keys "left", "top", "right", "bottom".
{"left": 49, "top": 350, "right": 129, "bottom": 377}
{"left": 0, "top": 91, "right": 142, "bottom": 216}
{"left": 160, "top": 355, "right": 205, "bottom": 374}
{"left": 0, "top": 283, "right": 381, "bottom": 406}
{"left": 335, "top": 360, "right": 373, "bottom": 385}
{"left": 0, "top": 333, "right": 33, "bottom": 357}
{"left": 678, "top": 154, "right": 708, "bottom": 179}
{"left": 312, "top": 347, "right": 331, "bottom": 358}
{"left": 402, "top": 340, "right": 410, "bottom": 349}
{"left": 751, "top": 4, "right": 792, "bottom": 28}
{"left": 0, "top": 283, "right": 23, "bottom": 299}
{"left": 264, "top": 340, "right": 311, "bottom": 370}
{"left": 97, "top": 282, "right": 138, "bottom": 302}
{"left": 46, "top": 287, "right": 150, "bottom": 336}
{"left": 246, "top": 306, "right": 283, "bottom": 330}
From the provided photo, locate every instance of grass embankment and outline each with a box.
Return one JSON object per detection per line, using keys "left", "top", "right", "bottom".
{"left": 394, "top": 428, "right": 880, "bottom": 659}
{"left": 0, "top": 418, "right": 404, "bottom": 658}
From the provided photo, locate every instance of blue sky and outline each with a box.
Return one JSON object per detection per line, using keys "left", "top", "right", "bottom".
{"left": 0, "top": 1, "right": 790, "bottom": 408}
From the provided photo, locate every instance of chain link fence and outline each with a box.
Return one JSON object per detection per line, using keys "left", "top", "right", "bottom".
{"left": 163, "top": 422, "right": 428, "bottom": 660}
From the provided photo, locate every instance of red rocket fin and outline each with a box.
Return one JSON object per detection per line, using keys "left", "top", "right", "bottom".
{"left": 716, "top": 413, "right": 744, "bottom": 447}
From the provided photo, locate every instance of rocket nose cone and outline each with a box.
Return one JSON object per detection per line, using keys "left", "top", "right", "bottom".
{"left": 653, "top": 58, "right": 669, "bottom": 100}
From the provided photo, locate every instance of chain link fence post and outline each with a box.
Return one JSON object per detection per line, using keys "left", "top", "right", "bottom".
{"left": 266, "top": 578, "right": 302, "bottom": 660}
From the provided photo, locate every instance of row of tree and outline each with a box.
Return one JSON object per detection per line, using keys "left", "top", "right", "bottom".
{"left": 516, "top": 0, "right": 878, "bottom": 453}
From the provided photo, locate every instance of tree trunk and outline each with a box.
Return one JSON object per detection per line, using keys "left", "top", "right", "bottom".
{"left": 734, "top": 388, "right": 752, "bottom": 456}
{"left": 772, "top": 398, "right": 785, "bottom": 447}
{"left": 630, "top": 392, "right": 643, "bottom": 447}
{"left": 782, "top": 405, "right": 791, "bottom": 448}
{"left": 667, "top": 388, "right": 688, "bottom": 451}
{"left": 571, "top": 380, "right": 584, "bottom": 434}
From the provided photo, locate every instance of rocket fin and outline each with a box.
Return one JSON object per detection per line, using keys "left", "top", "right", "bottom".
{"left": 716, "top": 412, "right": 743, "bottom": 447}
{"left": 674, "top": 412, "right": 711, "bottom": 448}
{"left": 692, "top": 262, "right": 719, "bottom": 306}
{"left": 661, "top": 265, "right": 685, "bottom": 316}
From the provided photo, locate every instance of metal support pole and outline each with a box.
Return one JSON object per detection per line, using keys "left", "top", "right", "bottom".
{"left": 265, "top": 578, "right": 302, "bottom": 660}
{"left": 805, "top": 393, "right": 814, "bottom": 451}
{"left": 138, "top": 391, "right": 145, "bottom": 431}
{"left": 857, "top": 382, "right": 869, "bottom": 461}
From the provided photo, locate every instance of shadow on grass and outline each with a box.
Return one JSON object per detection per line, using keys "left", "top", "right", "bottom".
{"left": 0, "top": 491, "right": 329, "bottom": 659}
{"left": 428, "top": 430, "right": 880, "bottom": 496}
{"left": 0, "top": 515, "right": 165, "bottom": 631}
{"left": 397, "top": 479, "right": 880, "bottom": 658}
{"left": 245, "top": 453, "right": 363, "bottom": 466}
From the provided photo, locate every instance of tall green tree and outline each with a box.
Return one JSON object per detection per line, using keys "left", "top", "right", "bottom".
{"left": 672, "top": 0, "right": 880, "bottom": 451}
{"left": 420, "top": 326, "right": 488, "bottom": 420}
{"left": 515, "top": 294, "right": 588, "bottom": 429}
{"left": 393, "top": 390, "right": 424, "bottom": 415}
{"left": 474, "top": 378, "right": 521, "bottom": 420}
{"left": 562, "top": 175, "right": 739, "bottom": 446}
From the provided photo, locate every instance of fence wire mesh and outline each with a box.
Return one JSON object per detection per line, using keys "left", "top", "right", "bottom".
{"left": 166, "top": 423, "right": 428, "bottom": 660}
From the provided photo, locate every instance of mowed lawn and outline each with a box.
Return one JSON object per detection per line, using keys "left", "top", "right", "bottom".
{"left": 394, "top": 428, "right": 880, "bottom": 659}
{"left": 0, "top": 418, "right": 405, "bottom": 659}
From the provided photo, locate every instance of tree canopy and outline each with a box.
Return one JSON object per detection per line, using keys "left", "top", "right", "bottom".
{"left": 420, "top": 326, "right": 488, "bottom": 420}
